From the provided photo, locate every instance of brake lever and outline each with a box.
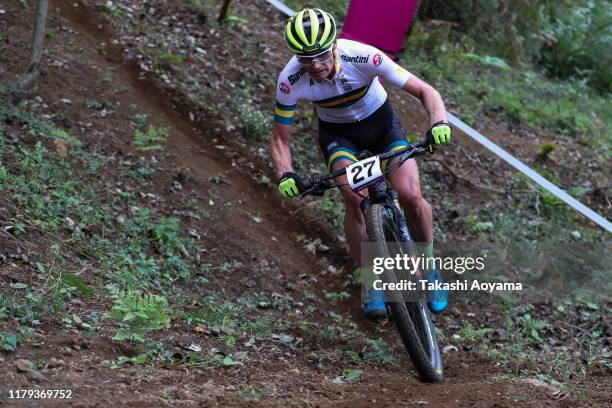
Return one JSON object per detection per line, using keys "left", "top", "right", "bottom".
{"left": 299, "top": 175, "right": 329, "bottom": 198}
{"left": 299, "top": 187, "right": 325, "bottom": 198}
{"left": 308, "top": 187, "right": 326, "bottom": 197}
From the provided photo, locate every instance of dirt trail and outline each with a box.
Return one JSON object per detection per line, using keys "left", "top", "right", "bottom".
{"left": 0, "top": 2, "right": 582, "bottom": 407}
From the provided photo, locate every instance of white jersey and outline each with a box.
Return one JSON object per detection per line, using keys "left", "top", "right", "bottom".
{"left": 274, "top": 39, "right": 412, "bottom": 125}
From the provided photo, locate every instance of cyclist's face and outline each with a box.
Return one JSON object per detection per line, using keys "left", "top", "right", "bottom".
{"left": 299, "top": 44, "right": 336, "bottom": 80}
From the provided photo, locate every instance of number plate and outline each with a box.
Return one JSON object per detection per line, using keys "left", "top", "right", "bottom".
{"left": 347, "top": 156, "right": 383, "bottom": 191}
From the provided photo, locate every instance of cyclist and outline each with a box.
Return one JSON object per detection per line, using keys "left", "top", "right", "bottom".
{"left": 270, "top": 8, "right": 450, "bottom": 319}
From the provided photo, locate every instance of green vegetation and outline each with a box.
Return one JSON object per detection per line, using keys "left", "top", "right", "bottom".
{"left": 402, "top": 29, "right": 610, "bottom": 145}
{"left": 395, "top": 2, "right": 611, "bottom": 249}
{"left": 285, "top": 0, "right": 349, "bottom": 20}
{"left": 0, "top": 88, "right": 301, "bottom": 354}
{"left": 0, "top": 332, "right": 17, "bottom": 352}
{"left": 239, "top": 104, "right": 269, "bottom": 141}
{"left": 418, "top": 0, "right": 612, "bottom": 93}
{"left": 239, "top": 387, "right": 263, "bottom": 400}
{"left": 134, "top": 125, "right": 168, "bottom": 151}
{"left": 103, "top": 286, "right": 172, "bottom": 342}
{"left": 0, "top": 83, "right": 400, "bottom": 370}
{"left": 323, "top": 290, "right": 351, "bottom": 302}
{"left": 453, "top": 322, "right": 494, "bottom": 342}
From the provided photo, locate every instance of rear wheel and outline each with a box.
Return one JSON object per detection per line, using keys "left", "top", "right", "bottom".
{"left": 364, "top": 203, "right": 444, "bottom": 382}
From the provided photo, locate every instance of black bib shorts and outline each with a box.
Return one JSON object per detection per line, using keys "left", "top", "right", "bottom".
{"left": 318, "top": 99, "right": 411, "bottom": 172}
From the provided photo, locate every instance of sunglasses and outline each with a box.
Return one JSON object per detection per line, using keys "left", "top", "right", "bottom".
{"left": 297, "top": 49, "right": 334, "bottom": 66}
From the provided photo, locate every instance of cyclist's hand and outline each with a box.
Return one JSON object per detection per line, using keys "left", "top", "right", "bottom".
{"left": 426, "top": 121, "right": 452, "bottom": 154}
{"left": 278, "top": 172, "right": 305, "bottom": 198}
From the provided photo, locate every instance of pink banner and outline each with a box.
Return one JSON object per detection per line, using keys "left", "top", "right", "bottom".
{"left": 340, "top": 0, "right": 419, "bottom": 57}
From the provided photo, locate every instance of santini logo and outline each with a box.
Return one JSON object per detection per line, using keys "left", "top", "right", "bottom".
{"left": 340, "top": 55, "right": 369, "bottom": 64}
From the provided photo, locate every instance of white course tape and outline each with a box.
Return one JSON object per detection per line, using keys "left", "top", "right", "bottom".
{"left": 447, "top": 113, "right": 612, "bottom": 233}
{"left": 265, "top": 0, "right": 295, "bottom": 17}
{"left": 266, "top": 0, "right": 612, "bottom": 233}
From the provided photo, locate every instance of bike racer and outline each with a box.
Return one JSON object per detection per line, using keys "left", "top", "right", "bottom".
{"left": 269, "top": 8, "right": 451, "bottom": 318}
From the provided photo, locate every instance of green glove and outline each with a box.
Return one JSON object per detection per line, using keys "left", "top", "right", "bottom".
{"left": 426, "top": 121, "right": 452, "bottom": 153}
{"left": 278, "top": 172, "right": 305, "bottom": 198}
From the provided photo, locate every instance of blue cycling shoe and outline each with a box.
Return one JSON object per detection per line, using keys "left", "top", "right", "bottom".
{"left": 362, "top": 289, "right": 387, "bottom": 320}
{"left": 426, "top": 269, "right": 448, "bottom": 313}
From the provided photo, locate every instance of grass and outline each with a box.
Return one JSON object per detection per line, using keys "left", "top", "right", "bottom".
{"left": 0, "top": 93, "right": 200, "bottom": 349}
{"left": 455, "top": 293, "right": 610, "bottom": 400}
{"left": 402, "top": 24, "right": 612, "bottom": 152}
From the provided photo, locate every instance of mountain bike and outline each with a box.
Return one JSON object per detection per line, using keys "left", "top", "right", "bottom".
{"left": 300, "top": 140, "right": 444, "bottom": 382}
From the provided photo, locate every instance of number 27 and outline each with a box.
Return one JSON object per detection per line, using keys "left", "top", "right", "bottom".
{"left": 350, "top": 159, "right": 375, "bottom": 184}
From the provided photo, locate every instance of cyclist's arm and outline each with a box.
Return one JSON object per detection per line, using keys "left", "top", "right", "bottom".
{"left": 401, "top": 75, "right": 448, "bottom": 125}
{"left": 271, "top": 67, "right": 300, "bottom": 179}
{"left": 270, "top": 122, "right": 293, "bottom": 179}
{"left": 356, "top": 43, "right": 448, "bottom": 125}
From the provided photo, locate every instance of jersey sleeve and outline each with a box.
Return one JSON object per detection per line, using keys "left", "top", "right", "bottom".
{"left": 358, "top": 44, "right": 412, "bottom": 88}
{"left": 273, "top": 71, "right": 298, "bottom": 125}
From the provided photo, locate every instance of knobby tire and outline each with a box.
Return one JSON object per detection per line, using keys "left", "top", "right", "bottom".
{"left": 364, "top": 203, "right": 444, "bottom": 382}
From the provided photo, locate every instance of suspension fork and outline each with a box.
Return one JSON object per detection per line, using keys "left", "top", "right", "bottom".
{"left": 360, "top": 183, "right": 414, "bottom": 251}
{"left": 390, "top": 190, "right": 413, "bottom": 245}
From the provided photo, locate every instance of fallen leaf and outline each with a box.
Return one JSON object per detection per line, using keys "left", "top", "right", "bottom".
{"left": 343, "top": 369, "right": 363, "bottom": 382}
{"left": 222, "top": 356, "right": 240, "bottom": 366}
{"left": 187, "top": 344, "right": 202, "bottom": 352}
{"left": 16, "top": 359, "right": 34, "bottom": 372}
{"left": 29, "top": 371, "right": 45, "bottom": 382}
{"left": 442, "top": 345, "right": 458, "bottom": 354}
{"left": 231, "top": 351, "right": 247, "bottom": 361}
{"left": 53, "top": 139, "right": 68, "bottom": 158}
{"left": 257, "top": 301, "right": 271, "bottom": 309}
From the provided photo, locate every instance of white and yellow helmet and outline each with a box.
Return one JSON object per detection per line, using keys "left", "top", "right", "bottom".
{"left": 284, "top": 8, "right": 337, "bottom": 56}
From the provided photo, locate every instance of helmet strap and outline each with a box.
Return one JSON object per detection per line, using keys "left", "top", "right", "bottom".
{"left": 327, "top": 49, "right": 338, "bottom": 80}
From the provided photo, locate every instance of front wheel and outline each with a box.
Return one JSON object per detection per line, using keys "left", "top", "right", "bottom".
{"left": 364, "top": 203, "right": 444, "bottom": 382}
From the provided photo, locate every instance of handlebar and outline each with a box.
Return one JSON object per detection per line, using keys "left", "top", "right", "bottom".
{"left": 300, "top": 140, "right": 429, "bottom": 198}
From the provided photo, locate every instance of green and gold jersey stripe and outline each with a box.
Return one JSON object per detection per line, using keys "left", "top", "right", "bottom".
{"left": 327, "top": 148, "right": 358, "bottom": 171}
{"left": 314, "top": 82, "right": 371, "bottom": 109}
{"left": 274, "top": 107, "right": 294, "bottom": 118}
{"left": 381, "top": 144, "right": 409, "bottom": 171}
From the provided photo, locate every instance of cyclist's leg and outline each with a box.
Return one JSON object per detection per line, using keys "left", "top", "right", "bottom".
{"left": 319, "top": 129, "right": 367, "bottom": 266}
{"left": 372, "top": 108, "right": 432, "bottom": 244}
{"left": 320, "top": 126, "right": 385, "bottom": 319}
{"left": 332, "top": 159, "right": 369, "bottom": 266}
{"left": 388, "top": 159, "right": 432, "bottom": 244}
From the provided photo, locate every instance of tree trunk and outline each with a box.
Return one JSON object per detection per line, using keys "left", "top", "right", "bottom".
{"left": 13, "top": 0, "right": 49, "bottom": 92}
{"left": 218, "top": 0, "right": 232, "bottom": 23}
